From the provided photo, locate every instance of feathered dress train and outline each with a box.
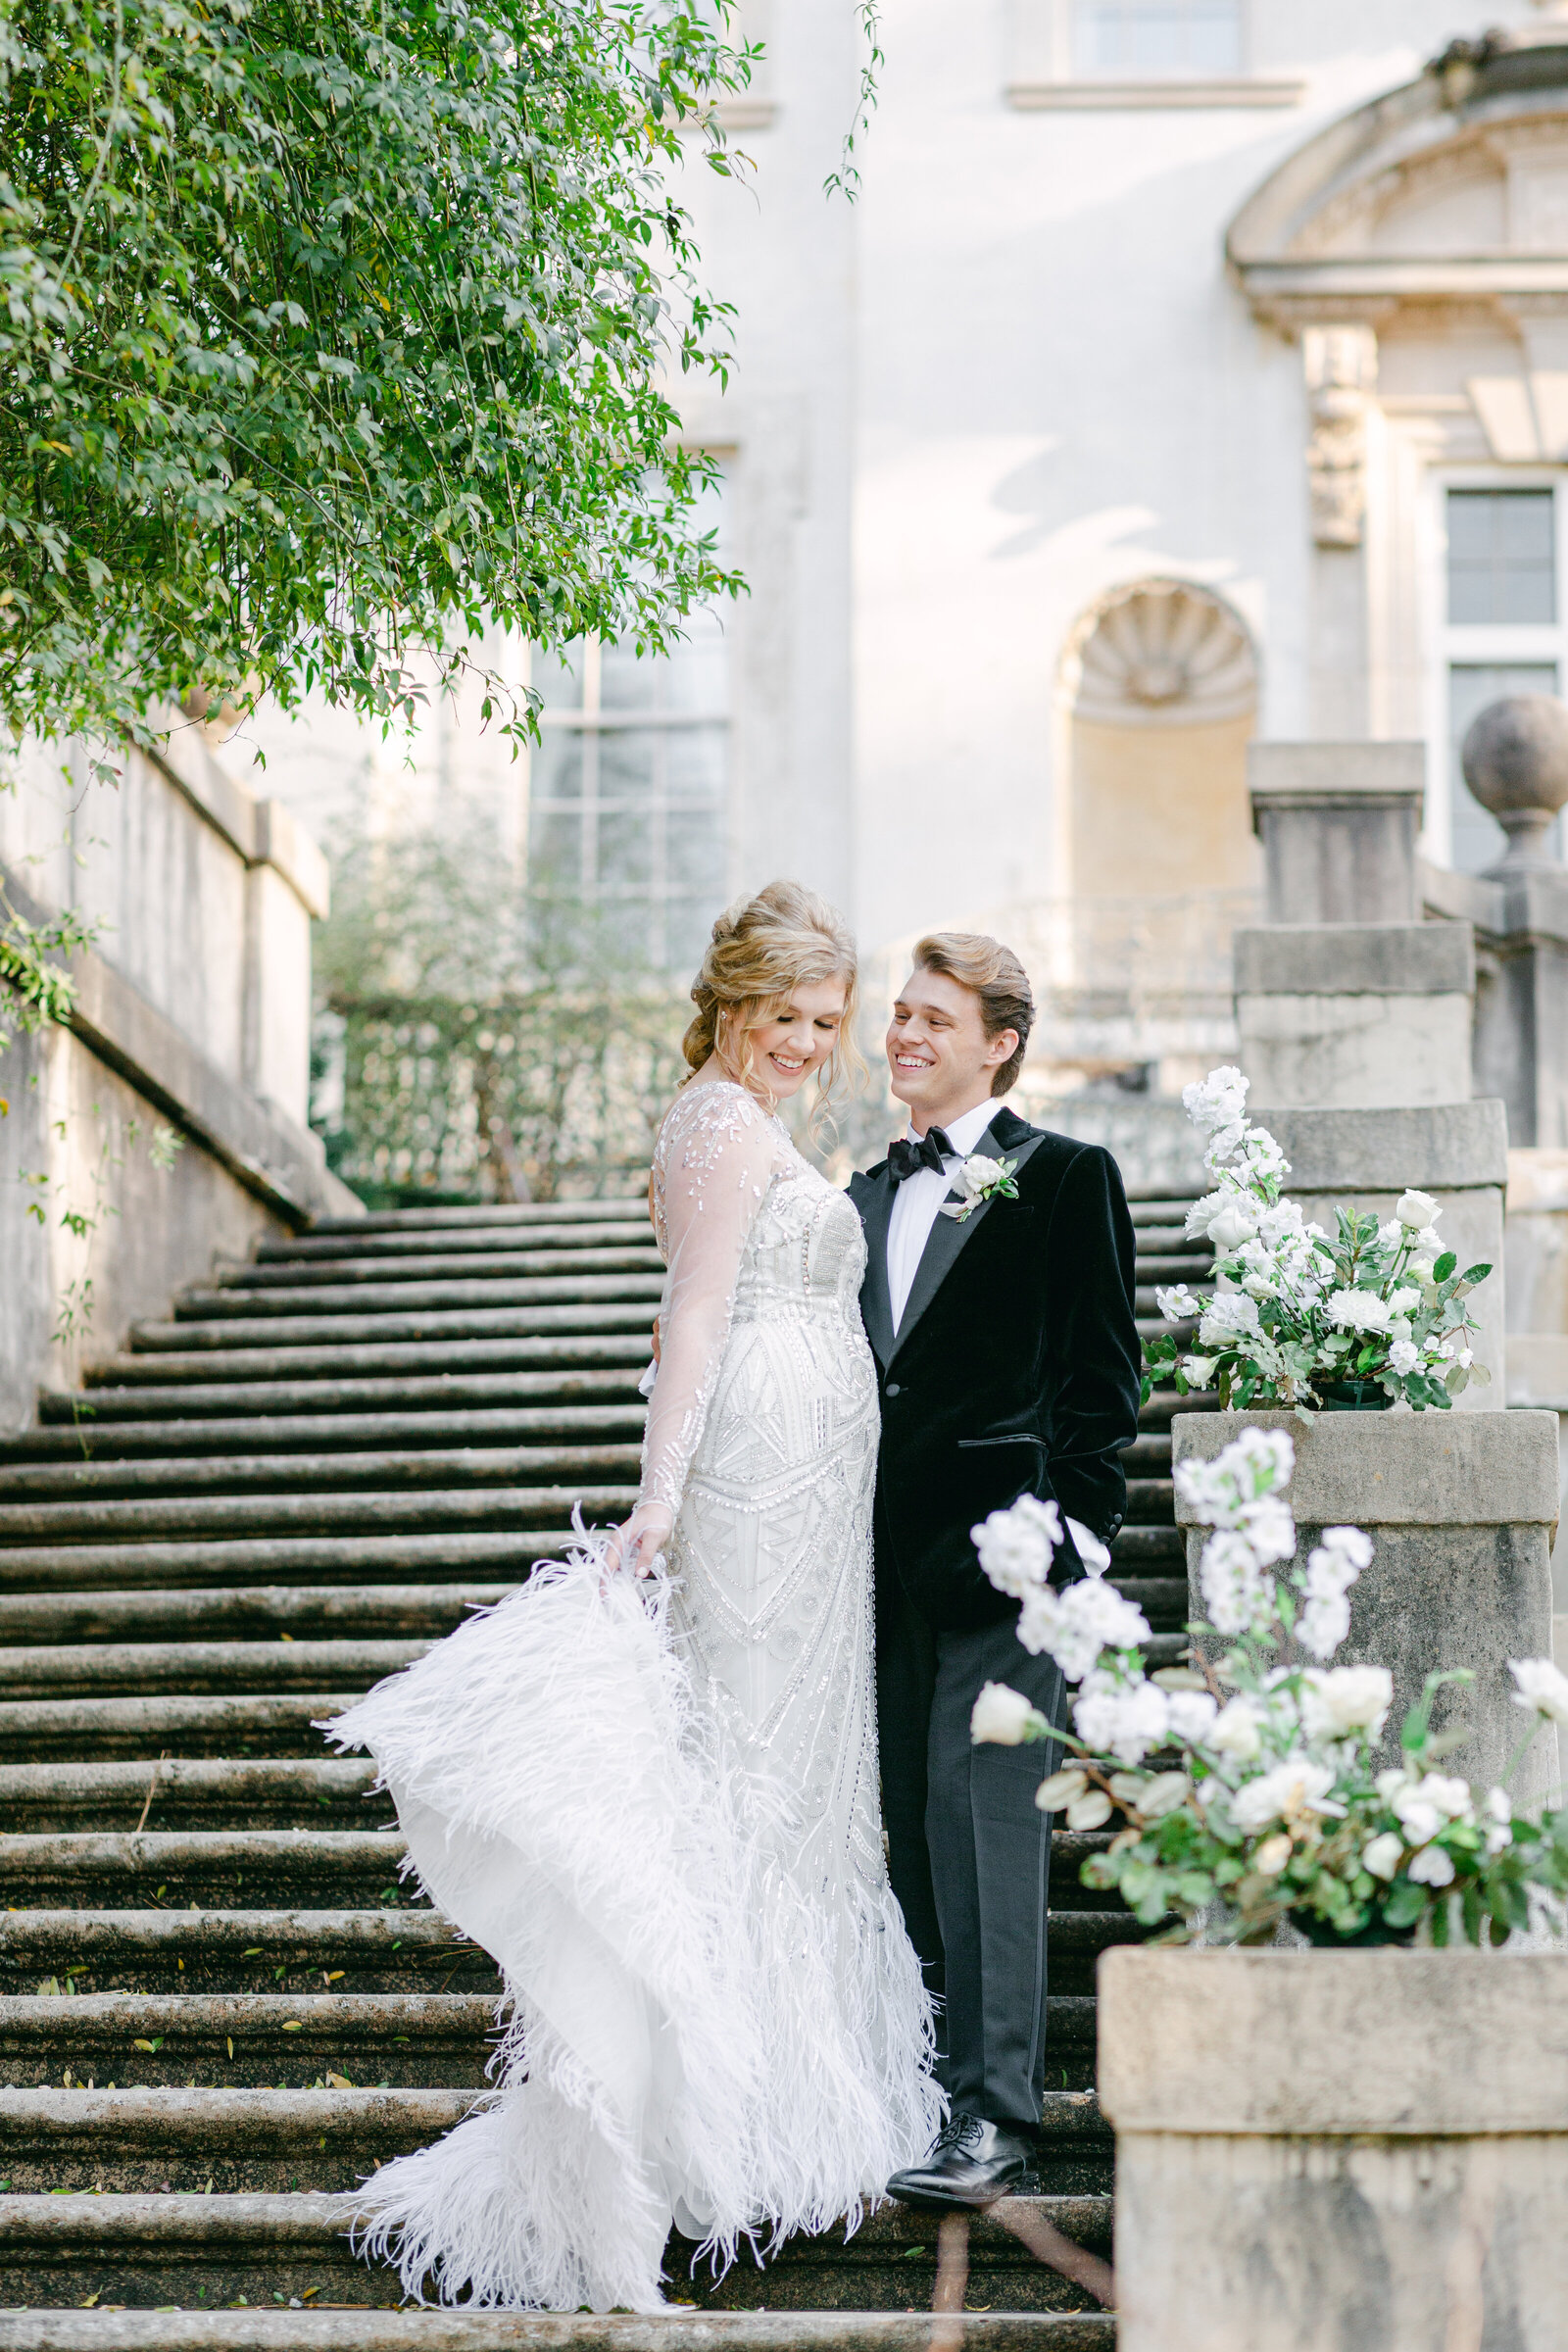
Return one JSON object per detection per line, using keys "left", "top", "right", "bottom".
{"left": 324, "top": 1080, "right": 942, "bottom": 2310}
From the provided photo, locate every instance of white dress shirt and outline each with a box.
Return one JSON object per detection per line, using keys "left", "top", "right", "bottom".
{"left": 883, "top": 1098, "right": 1111, "bottom": 1575}
{"left": 885, "top": 1099, "right": 998, "bottom": 1334}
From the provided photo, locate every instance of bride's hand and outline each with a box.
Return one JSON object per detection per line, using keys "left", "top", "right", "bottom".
{"left": 605, "top": 1500, "right": 673, "bottom": 1579}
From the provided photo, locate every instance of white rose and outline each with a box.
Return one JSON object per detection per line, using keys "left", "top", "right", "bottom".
{"left": 1510, "top": 1657, "right": 1568, "bottom": 1728}
{"left": 1396, "top": 1189, "right": 1440, "bottom": 1228}
{"left": 1205, "top": 1200, "right": 1262, "bottom": 1252}
{"left": 1230, "top": 1756, "right": 1339, "bottom": 1834}
{"left": 1206, "top": 1696, "right": 1264, "bottom": 1760}
{"left": 960, "top": 1152, "right": 1002, "bottom": 1197}
{"left": 1182, "top": 1354, "right": 1217, "bottom": 1388}
{"left": 1407, "top": 1844, "right": 1455, "bottom": 1887}
{"left": 1362, "top": 1831, "right": 1404, "bottom": 1881}
{"left": 1388, "top": 1288, "right": 1421, "bottom": 1317}
{"left": 1164, "top": 1689, "right": 1218, "bottom": 1743}
{"left": 970, "top": 1682, "right": 1038, "bottom": 1745}
{"left": 1300, "top": 1665, "right": 1393, "bottom": 1741}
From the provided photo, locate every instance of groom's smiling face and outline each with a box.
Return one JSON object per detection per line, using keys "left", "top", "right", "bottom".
{"left": 886, "top": 967, "right": 1019, "bottom": 1133}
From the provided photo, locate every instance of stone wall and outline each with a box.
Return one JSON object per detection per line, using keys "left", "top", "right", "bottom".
{"left": 0, "top": 724, "right": 359, "bottom": 1430}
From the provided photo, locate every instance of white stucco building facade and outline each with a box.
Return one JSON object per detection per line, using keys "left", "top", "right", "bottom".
{"left": 235, "top": 0, "right": 1568, "bottom": 1098}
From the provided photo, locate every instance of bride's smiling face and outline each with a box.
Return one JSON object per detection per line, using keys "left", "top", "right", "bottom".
{"left": 721, "top": 976, "right": 848, "bottom": 1100}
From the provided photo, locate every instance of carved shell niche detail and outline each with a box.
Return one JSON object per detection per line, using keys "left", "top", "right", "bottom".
{"left": 1069, "top": 580, "right": 1257, "bottom": 731}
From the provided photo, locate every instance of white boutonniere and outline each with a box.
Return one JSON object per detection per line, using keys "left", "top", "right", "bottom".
{"left": 939, "top": 1152, "right": 1020, "bottom": 1223}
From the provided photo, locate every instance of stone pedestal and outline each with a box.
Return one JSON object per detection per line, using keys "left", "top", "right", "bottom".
{"left": 1251, "top": 1102, "right": 1510, "bottom": 1402}
{"left": 1101, "top": 1948, "right": 1568, "bottom": 2352}
{"left": 1174, "top": 1408, "right": 1559, "bottom": 1800}
{"left": 1249, "top": 742, "right": 1425, "bottom": 924}
{"left": 1235, "top": 922, "right": 1474, "bottom": 1108}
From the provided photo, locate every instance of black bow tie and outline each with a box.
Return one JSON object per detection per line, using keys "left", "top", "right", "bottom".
{"left": 888, "top": 1127, "right": 955, "bottom": 1185}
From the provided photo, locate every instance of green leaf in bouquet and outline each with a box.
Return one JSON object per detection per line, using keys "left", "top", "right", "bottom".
{"left": 1460, "top": 1264, "right": 1493, "bottom": 1285}
{"left": 1433, "top": 1250, "right": 1457, "bottom": 1283}
{"left": 1381, "top": 1878, "right": 1426, "bottom": 1930}
{"left": 1460, "top": 1883, "right": 1484, "bottom": 1946}
{"left": 1173, "top": 1871, "right": 1216, "bottom": 1906}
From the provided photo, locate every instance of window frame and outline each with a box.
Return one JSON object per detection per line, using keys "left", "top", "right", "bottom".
{"left": 1421, "top": 466, "right": 1568, "bottom": 871}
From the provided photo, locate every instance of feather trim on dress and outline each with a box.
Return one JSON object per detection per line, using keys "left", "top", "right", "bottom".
{"left": 320, "top": 1536, "right": 939, "bottom": 2313}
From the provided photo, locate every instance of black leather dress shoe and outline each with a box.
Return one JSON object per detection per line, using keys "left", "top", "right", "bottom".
{"left": 885, "top": 2112, "right": 1040, "bottom": 2211}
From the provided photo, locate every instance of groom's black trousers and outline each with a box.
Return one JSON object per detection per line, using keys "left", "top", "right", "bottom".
{"left": 875, "top": 1564, "right": 1066, "bottom": 2134}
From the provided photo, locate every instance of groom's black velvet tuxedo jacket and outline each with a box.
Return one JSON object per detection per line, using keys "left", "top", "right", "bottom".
{"left": 848, "top": 1105, "right": 1142, "bottom": 1633}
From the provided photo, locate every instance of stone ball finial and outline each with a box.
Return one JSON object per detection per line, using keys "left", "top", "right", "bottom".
{"left": 1459, "top": 695, "right": 1568, "bottom": 872}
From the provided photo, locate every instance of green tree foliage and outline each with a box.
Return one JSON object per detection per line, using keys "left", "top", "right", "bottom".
{"left": 0, "top": 0, "right": 751, "bottom": 751}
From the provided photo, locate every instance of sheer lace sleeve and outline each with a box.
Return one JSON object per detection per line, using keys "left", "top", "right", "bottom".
{"left": 612, "top": 1082, "right": 779, "bottom": 1573}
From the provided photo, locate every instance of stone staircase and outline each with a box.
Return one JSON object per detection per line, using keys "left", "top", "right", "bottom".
{"left": 0, "top": 1187, "right": 1210, "bottom": 2347}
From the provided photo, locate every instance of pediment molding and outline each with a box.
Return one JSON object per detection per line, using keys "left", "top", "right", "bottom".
{"left": 1228, "top": 41, "right": 1568, "bottom": 325}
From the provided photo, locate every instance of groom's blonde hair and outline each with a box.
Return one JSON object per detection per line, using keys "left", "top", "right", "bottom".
{"left": 911, "top": 932, "right": 1034, "bottom": 1096}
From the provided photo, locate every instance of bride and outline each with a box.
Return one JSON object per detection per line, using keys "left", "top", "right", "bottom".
{"left": 326, "top": 880, "right": 942, "bottom": 2313}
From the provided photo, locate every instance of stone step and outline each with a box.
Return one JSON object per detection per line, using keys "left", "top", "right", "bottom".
{"left": 0, "top": 1587, "right": 510, "bottom": 1647}
{"left": 1107, "top": 1578, "right": 1186, "bottom": 1628}
{"left": 0, "top": 1641, "right": 425, "bottom": 1698}
{"left": 309, "top": 1200, "right": 645, "bottom": 1232}
{"left": 0, "top": 1990, "right": 1094, "bottom": 2094}
{"left": 1137, "top": 1389, "right": 1217, "bottom": 1428}
{"left": 0, "top": 2197, "right": 1118, "bottom": 2332}
{"left": 0, "top": 1446, "right": 643, "bottom": 1503}
{"left": 0, "top": 2086, "right": 1109, "bottom": 2198}
{"left": 85, "top": 1340, "right": 654, "bottom": 1388}
{"left": 1117, "top": 1436, "right": 1170, "bottom": 1473}
{"left": 1104, "top": 1524, "right": 1182, "bottom": 1566}
{"left": 0, "top": 1909, "right": 494, "bottom": 1997}
{"left": 45, "top": 1369, "right": 650, "bottom": 1421}
{"left": 0, "top": 1831, "right": 413, "bottom": 1909}
{"left": 1117, "top": 1480, "right": 1171, "bottom": 1525}
{"left": 0, "top": 1533, "right": 567, "bottom": 1594}
{"left": 0, "top": 1992, "right": 498, "bottom": 2088}
{"left": 0, "top": 1759, "right": 386, "bottom": 1834}
{"left": 1129, "top": 1224, "right": 1192, "bottom": 1252}
{"left": 0, "top": 1696, "right": 365, "bottom": 1763}
{"left": 129, "top": 1307, "right": 658, "bottom": 1355}
{"left": 0, "top": 1488, "right": 634, "bottom": 1548}
{"left": 258, "top": 1220, "right": 653, "bottom": 1261}
{"left": 0, "top": 2083, "right": 475, "bottom": 2193}
{"left": 215, "top": 1247, "right": 664, "bottom": 1293}
{"left": 1133, "top": 1253, "right": 1209, "bottom": 1282}
{"left": 3, "top": 1405, "right": 648, "bottom": 1462}
{"left": 172, "top": 1276, "right": 666, "bottom": 1325}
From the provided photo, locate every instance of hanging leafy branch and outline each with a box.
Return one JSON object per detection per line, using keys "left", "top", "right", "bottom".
{"left": 824, "top": 0, "right": 881, "bottom": 200}
{"left": 0, "top": 890, "right": 94, "bottom": 1059}
{"left": 0, "top": 0, "right": 754, "bottom": 752}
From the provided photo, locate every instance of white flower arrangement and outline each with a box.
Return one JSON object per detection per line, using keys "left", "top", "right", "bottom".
{"left": 939, "top": 1151, "right": 1020, "bottom": 1224}
{"left": 969, "top": 1431, "right": 1568, "bottom": 1946}
{"left": 1146, "top": 1065, "right": 1494, "bottom": 1413}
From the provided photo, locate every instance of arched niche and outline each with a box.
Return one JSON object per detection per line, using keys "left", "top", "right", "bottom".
{"left": 1060, "top": 579, "right": 1260, "bottom": 899}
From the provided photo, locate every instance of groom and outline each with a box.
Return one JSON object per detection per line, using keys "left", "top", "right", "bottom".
{"left": 849, "top": 932, "right": 1141, "bottom": 2209}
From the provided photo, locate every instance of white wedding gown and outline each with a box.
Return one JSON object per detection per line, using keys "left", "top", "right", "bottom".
{"left": 325, "top": 1079, "right": 941, "bottom": 2312}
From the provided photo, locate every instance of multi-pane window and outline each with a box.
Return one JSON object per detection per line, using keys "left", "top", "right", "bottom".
{"left": 1073, "top": 0, "right": 1242, "bottom": 75}
{"left": 1440, "top": 488, "right": 1563, "bottom": 871}
{"left": 528, "top": 489, "right": 731, "bottom": 972}
{"left": 1446, "top": 490, "right": 1555, "bottom": 626}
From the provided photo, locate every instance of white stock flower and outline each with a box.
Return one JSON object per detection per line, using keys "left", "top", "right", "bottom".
{"left": 1174, "top": 1427, "right": 1295, "bottom": 1526}
{"left": 970, "top": 1682, "right": 1038, "bottom": 1745}
{"left": 1396, "top": 1189, "right": 1440, "bottom": 1228}
{"left": 1509, "top": 1657, "right": 1568, "bottom": 1728}
{"left": 1231, "top": 1756, "right": 1340, "bottom": 1834}
{"left": 1238, "top": 1128, "right": 1289, "bottom": 1187}
{"left": 1362, "top": 1831, "right": 1403, "bottom": 1881}
{"left": 1485, "top": 1788, "right": 1513, "bottom": 1857}
{"left": 1389, "top": 1339, "right": 1420, "bottom": 1377}
{"left": 1182, "top": 1065, "right": 1249, "bottom": 1136}
{"left": 1407, "top": 1844, "right": 1455, "bottom": 1887}
{"left": 1299, "top": 1665, "right": 1392, "bottom": 1742}
{"left": 1200, "top": 1528, "right": 1273, "bottom": 1636}
{"left": 1073, "top": 1672, "right": 1170, "bottom": 1766}
{"left": 1257, "top": 1200, "right": 1305, "bottom": 1246}
{"left": 1242, "top": 1272, "right": 1276, "bottom": 1300}
{"left": 1205, "top": 1695, "right": 1265, "bottom": 1760}
{"left": 1327, "top": 1289, "right": 1394, "bottom": 1335}
{"left": 972, "top": 1494, "right": 1061, "bottom": 1599}
{"left": 1018, "top": 1577, "right": 1151, "bottom": 1683}
{"left": 1298, "top": 1527, "right": 1373, "bottom": 1660}
{"left": 1155, "top": 1284, "right": 1207, "bottom": 1322}
{"left": 1164, "top": 1689, "right": 1219, "bottom": 1743}
{"left": 1442, "top": 1338, "right": 1474, "bottom": 1368}
{"left": 1199, "top": 1293, "right": 1262, "bottom": 1349}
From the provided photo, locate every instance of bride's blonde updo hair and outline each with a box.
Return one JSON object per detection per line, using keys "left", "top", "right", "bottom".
{"left": 683, "top": 880, "right": 864, "bottom": 1131}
